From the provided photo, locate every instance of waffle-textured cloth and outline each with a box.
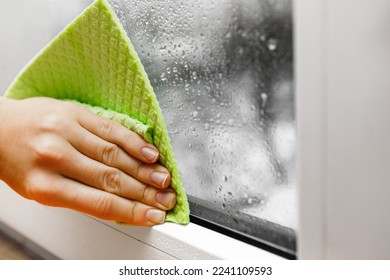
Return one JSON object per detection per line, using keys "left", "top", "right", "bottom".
{"left": 5, "top": 0, "right": 190, "bottom": 224}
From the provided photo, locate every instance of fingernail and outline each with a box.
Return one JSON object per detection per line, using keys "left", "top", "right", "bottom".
{"left": 146, "top": 209, "right": 165, "bottom": 224}
{"left": 151, "top": 171, "right": 169, "bottom": 187}
{"left": 141, "top": 147, "right": 159, "bottom": 162}
{"left": 156, "top": 192, "right": 176, "bottom": 208}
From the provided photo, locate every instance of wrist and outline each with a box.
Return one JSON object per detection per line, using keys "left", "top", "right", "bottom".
{"left": 0, "top": 96, "right": 12, "bottom": 179}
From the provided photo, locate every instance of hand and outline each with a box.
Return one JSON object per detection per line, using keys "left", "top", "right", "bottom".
{"left": 0, "top": 96, "right": 176, "bottom": 226}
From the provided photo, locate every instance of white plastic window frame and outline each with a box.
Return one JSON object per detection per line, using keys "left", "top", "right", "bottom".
{"left": 296, "top": 0, "right": 390, "bottom": 259}
{"left": 0, "top": 183, "right": 282, "bottom": 259}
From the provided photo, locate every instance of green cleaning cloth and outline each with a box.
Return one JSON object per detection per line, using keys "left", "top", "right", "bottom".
{"left": 4, "top": 0, "right": 190, "bottom": 224}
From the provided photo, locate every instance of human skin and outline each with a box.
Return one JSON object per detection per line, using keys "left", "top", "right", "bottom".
{"left": 0, "top": 96, "right": 176, "bottom": 226}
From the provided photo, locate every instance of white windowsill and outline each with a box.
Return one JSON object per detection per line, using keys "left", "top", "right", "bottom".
{"left": 0, "top": 182, "right": 283, "bottom": 260}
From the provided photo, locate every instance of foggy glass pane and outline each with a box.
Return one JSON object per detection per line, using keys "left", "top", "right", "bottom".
{"left": 110, "top": 0, "right": 296, "bottom": 253}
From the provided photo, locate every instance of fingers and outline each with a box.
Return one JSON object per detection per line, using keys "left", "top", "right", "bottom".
{"left": 34, "top": 175, "right": 167, "bottom": 226}
{"left": 33, "top": 100, "right": 176, "bottom": 225}
{"left": 68, "top": 125, "right": 171, "bottom": 189}
{"left": 75, "top": 107, "right": 159, "bottom": 164}
{"left": 53, "top": 141, "right": 176, "bottom": 211}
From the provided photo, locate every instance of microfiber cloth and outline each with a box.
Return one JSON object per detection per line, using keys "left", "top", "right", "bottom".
{"left": 4, "top": 0, "right": 190, "bottom": 224}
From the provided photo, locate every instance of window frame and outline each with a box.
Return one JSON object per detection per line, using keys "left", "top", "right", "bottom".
{"left": 296, "top": 0, "right": 390, "bottom": 259}
{"left": 0, "top": 182, "right": 283, "bottom": 259}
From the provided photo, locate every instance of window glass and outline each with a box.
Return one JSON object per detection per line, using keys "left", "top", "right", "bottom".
{"left": 111, "top": 0, "right": 295, "bottom": 255}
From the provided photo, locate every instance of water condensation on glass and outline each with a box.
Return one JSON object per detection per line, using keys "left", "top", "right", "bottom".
{"left": 109, "top": 0, "right": 296, "bottom": 230}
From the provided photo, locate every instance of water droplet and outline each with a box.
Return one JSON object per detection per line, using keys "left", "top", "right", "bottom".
{"left": 261, "top": 92, "right": 268, "bottom": 107}
{"left": 204, "top": 123, "right": 210, "bottom": 130}
{"left": 224, "top": 175, "right": 228, "bottom": 182}
{"left": 188, "top": 143, "right": 192, "bottom": 149}
{"left": 267, "top": 38, "right": 278, "bottom": 51}
{"left": 192, "top": 111, "right": 198, "bottom": 117}
{"left": 160, "top": 72, "right": 166, "bottom": 81}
